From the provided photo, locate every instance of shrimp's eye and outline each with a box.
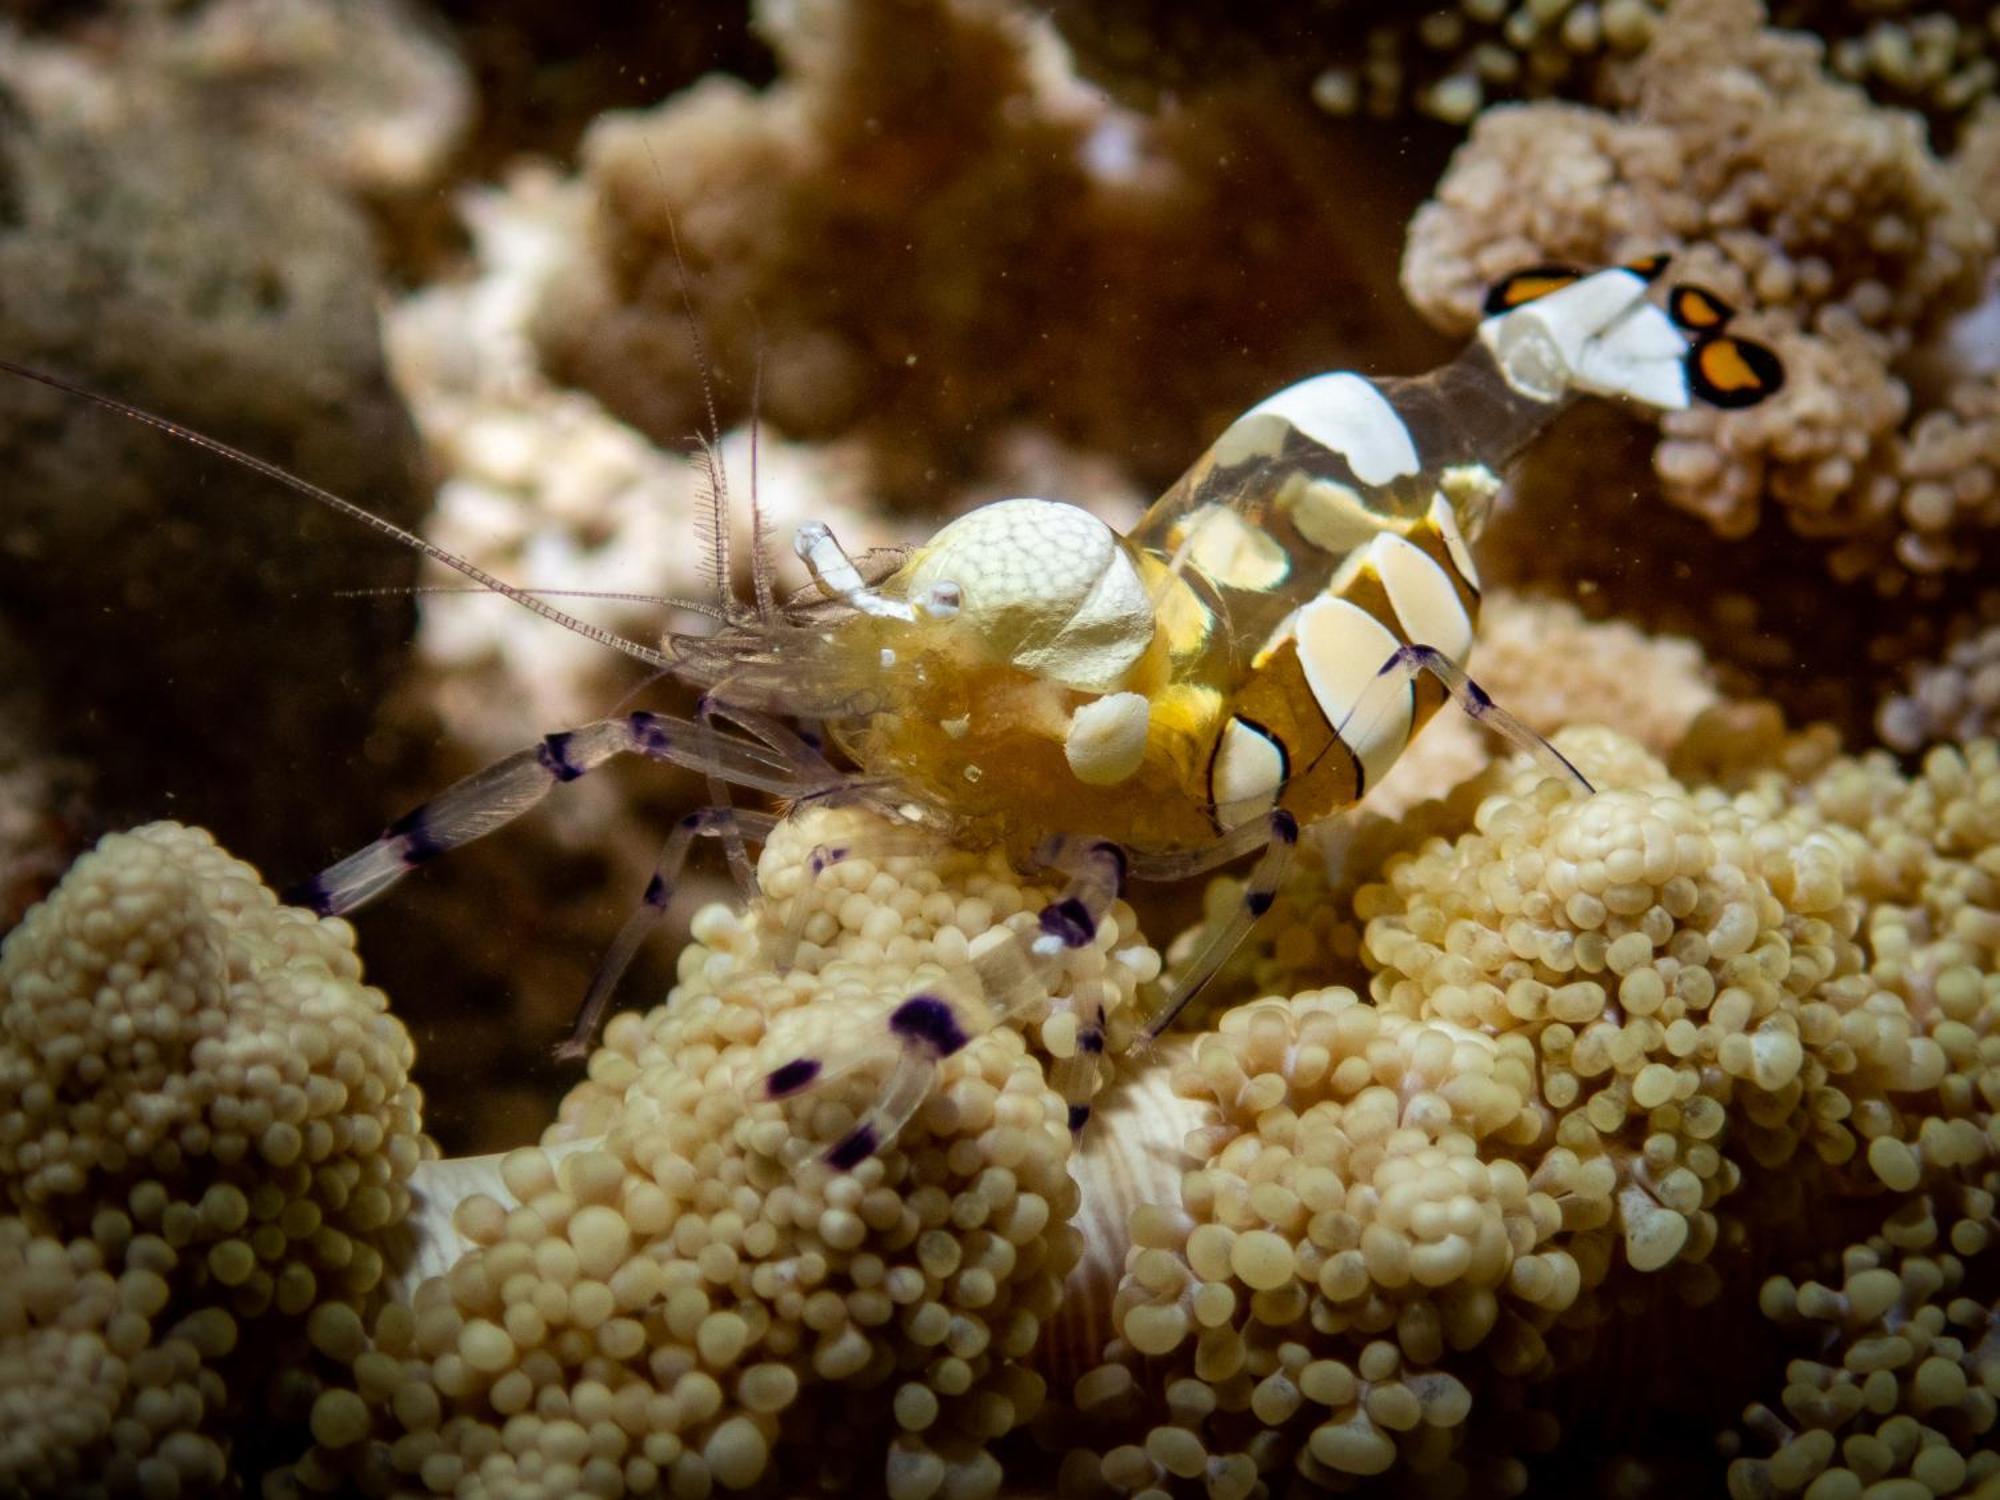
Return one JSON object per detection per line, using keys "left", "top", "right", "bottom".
{"left": 921, "top": 581, "right": 962, "bottom": 619}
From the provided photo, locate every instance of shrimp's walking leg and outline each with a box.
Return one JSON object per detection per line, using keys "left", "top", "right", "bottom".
{"left": 1130, "top": 809, "right": 1302, "bottom": 1042}
{"left": 557, "top": 806, "right": 780, "bottom": 1061}
{"left": 697, "top": 696, "right": 833, "bottom": 897}
{"left": 1344, "top": 643, "right": 1594, "bottom": 794}
{"left": 1020, "top": 838, "right": 1133, "bottom": 1136}
{"left": 759, "top": 838, "right": 1130, "bottom": 1168}
{"left": 290, "top": 710, "right": 831, "bottom": 916}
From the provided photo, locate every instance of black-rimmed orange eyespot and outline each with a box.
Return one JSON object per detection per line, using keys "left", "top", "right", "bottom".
{"left": 1622, "top": 252, "right": 1671, "bottom": 282}
{"left": 1481, "top": 265, "right": 1582, "bottom": 316}
{"left": 1687, "top": 334, "right": 1785, "bottom": 408}
{"left": 1669, "top": 284, "right": 1736, "bottom": 333}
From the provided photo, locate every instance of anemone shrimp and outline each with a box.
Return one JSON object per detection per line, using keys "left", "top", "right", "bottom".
{"left": 0, "top": 255, "right": 1782, "bottom": 1170}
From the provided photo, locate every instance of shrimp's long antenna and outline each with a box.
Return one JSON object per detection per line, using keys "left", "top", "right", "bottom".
{"left": 333, "top": 584, "right": 733, "bottom": 620}
{"left": 0, "top": 358, "right": 678, "bottom": 671}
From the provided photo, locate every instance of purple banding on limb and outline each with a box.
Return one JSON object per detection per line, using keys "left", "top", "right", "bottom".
{"left": 284, "top": 877, "right": 336, "bottom": 916}
{"left": 627, "top": 711, "right": 673, "bottom": 756}
{"left": 536, "top": 732, "right": 584, "bottom": 782}
{"left": 1038, "top": 897, "right": 1097, "bottom": 949}
{"left": 764, "top": 1057, "right": 822, "bottom": 1098}
{"left": 825, "top": 1123, "right": 879, "bottom": 1170}
{"left": 386, "top": 807, "right": 445, "bottom": 863}
{"left": 888, "top": 994, "right": 970, "bottom": 1058}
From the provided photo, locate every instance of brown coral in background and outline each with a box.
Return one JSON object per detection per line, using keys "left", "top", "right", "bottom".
{"left": 531, "top": 0, "right": 1436, "bottom": 508}
{"left": 0, "top": 54, "right": 429, "bottom": 878}
{"left": 1401, "top": 0, "right": 1999, "bottom": 739}
{"left": 1407, "top": 0, "right": 1995, "bottom": 582}
{"left": 1049, "top": 0, "right": 2000, "bottom": 145}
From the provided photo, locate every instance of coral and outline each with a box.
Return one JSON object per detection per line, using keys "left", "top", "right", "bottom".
{"left": 0, "top": 53, "right": 427, "bottom": 876}
{"left": 4, "top": 0, "right": 472, "bottom": 199}
{"left": 0, "top": 1215, "right": 236, "bottom": 1498}
{"left": 1053, "top": 0, "right": 2000, "bottom": 139}
{"left": 1729, "top": 1196, "right": 2000, "bottom": 1500}
{"left": 283, "top": 804, "right": 1163, "bottom": 1498}
{"left": 143, "top": 0, "right": 474, "bottom": 198}
{"left": 381, "top": 166, "right": 893, "bottom": 760}
{"left": 6, "top": 727, "right": 1994, "bottom": 1497}
{"left": 1404, "top": 0, "right": 1998, "bottom": 589}
{"left": 1290, "top": 0, "right": 1668, "bottom": 126}
{"left": 0, "top": 822, "right": 428, "bottom": 1492}
{"left": 1061, "top": 728, "right": 2000, "bottom": 1494}
{"left": 531, "top": 0, "right": 1423, "bottom": 507}
{"left": 1879, "top": 595, "right": 2000, "bottom": 751}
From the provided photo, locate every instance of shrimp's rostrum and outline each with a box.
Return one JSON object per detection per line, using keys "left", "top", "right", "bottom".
{"left": 0, "top": 256, "right": 1783, "bottom": 1170}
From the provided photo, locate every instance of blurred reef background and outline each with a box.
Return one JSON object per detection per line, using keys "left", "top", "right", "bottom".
{"left": 0, "top": 0, "right": 1995, "bottom": 1495}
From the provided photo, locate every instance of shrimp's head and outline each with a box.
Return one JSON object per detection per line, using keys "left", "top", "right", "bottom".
{"left": 819, "top": 499, "right": 1222, "bottom": 849}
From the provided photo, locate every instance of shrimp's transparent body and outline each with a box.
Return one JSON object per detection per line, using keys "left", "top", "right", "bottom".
{"left": 690, "top": 259, "right": 1781, "bottom": 863}
{"left": 0, "top": 257, "right": 1784, "bottom": 1169}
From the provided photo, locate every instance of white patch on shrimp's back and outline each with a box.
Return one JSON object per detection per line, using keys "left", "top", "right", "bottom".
{"left": 902, "top": 498, "right": 1154, "bottom": 692}
{"left": 1173, "top": 503, "right": 1291, "bottom": 591}
{"left": 1371, "top": 532, "right": 1473, "bottom": 663}
{"left": 1208, "top": 372, "right": 1419, "bottom": 486}
{"left": 1282, "top": 474, "right": 1381, "bottom": 555}
{"left": 1292, "top": 595, "right": 1409, "bottom": 788}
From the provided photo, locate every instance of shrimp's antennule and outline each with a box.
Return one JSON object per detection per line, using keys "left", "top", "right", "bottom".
{"left": 655, "top": 180, "right": 741, "bottom": 628}
{"left": 0, "top": 357, "right": 678, "bottom": 671}
{"left": 644, "top": 138, "right": 783, "bottom": 633}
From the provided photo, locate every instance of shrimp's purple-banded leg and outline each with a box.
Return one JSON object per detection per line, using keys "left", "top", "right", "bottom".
{"left": 760, "top": 837, "right": 1128, "bottom": 1169}
{"left": 1342, "top": 644, "right": 1594, "bottom": 795}
{"left": 556, "top": 805, "right": 780, "bottom": 1062}
{"left": 696, "top": 695, "right": 836, "bottom": 897}
{"left": 288, "top": 710, "right": 828, "bottom": 917}
{"left": 1014, "top": 837, "right": 1129, "bottom": 1136}
{"left": 1129, "top": 809, "right": 1301, "bottom": 1043}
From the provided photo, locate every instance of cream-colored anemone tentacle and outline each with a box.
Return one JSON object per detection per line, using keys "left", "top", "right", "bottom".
{"left": 385, "top": 1138, "right": 607, "bottom": 1303}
